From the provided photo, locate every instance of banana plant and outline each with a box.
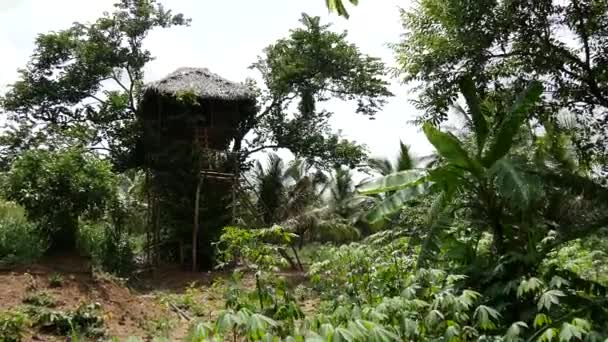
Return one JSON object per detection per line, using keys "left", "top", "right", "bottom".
{"left": 356, "top": 77, "right": 544, "bottom": 257}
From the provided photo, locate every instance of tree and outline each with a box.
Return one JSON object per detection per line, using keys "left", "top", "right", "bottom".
{"left": 394, "top": 0, "right": 608, "bottom": 167}
{"left": 251, "top": 154, "right": 327, "bottom": 227}
{"left": 4, "top": 148, "right": 116, "bottom": 252}
{"left": 358, "top": 77, "right": 608, "bottom": 322}
{"left": 0, "top": 0, "right": 189, "bottom": 169}
{"left": 368, "top": 141, "right": 415, "bottom": 176}
{"left": 236, "top": 14, "right": 392, "bottom": 169}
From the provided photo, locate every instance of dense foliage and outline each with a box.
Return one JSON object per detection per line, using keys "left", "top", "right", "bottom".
{"left": 2, "top": 0, "right": 608, "bottom": 341}
{"left": 4, "top": 148, "right": 116, "bottom": 252}
{"left": 0, "top": 0, "right": 190, "bottom": 169}
{"left": 394, "top": 0, "right": 608, "bottom": 169}
{"left": 241, "top": 13, "right": 392, "bottom": 168}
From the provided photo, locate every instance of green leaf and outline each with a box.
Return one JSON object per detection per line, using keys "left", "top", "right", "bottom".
{"left": 356, "top": 169, "right": 427, "bottom": 195}
{"left": 504, "top": 321, "right": 528, "bottom": 341}
{"left": 559, "top": 323, "right": 584, "bottom": 341}
{"left": 458, "top": 290, "right": 481, "bottom": 310}
{"left": 334, "top": 327, "right": 357, "bottom": 342}
{"left": 540, "top": 328, "right": 557, "bottom": 342}
{"left": 474, "top": 305, "right": 500, "bottom": 331}
{"left": 423, "top": 123, "right": 480, "bottom": 174}
{"left": 365, "top": 182, "right": 432, "bottom": 223}
{"left": 534, "top": 313, "right": 552, "bottom": 328}
{"left": 459, "top": 77, "right": 488, "bottom": 155}
{"left": 482, "top": 81, "right": 544, "bottom": 166}
{"left": 549, "top": 276, "right": 570, "bottom": 289}
{"left": 425, "top": 309, "right": 444, "bottom": 328}
{"left": 571, "top": 318, "right": 591, "bottom": 332}
{"left": 326, "top": 0, "right": 353, "bottom": 18}
{"left": 445, "top": 325, "right": 461, "bottom": 342}
{"left": 215, "top": 311, "right": 237, "bottom": 333}
{"left": 537, "top": 289, "right": 565, "bottom": 311}
{"left": 490, "top": 158, "right": 542, "bottom": 211}
{"left": 517, "top": 277, "right": 544, "bottom": 298}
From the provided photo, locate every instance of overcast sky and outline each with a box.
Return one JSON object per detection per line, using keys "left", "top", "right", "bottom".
{"left": 0, "top": 0, "right": 433, "bottom": 161}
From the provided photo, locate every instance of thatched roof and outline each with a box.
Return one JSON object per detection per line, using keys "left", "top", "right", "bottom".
{"left": 144, "top": 67, "right": 254, "bottom": 101}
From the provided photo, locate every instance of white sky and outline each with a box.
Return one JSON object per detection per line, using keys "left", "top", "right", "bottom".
{"left": 0, "top": 0, "right": 433, "bottom": 162}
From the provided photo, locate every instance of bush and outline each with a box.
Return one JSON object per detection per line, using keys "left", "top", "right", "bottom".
{"left": 0, "top": 219, "right": 46, "bottom": 264}
{"left": 0, "top": 309, "right": 30, "bottom": 342}
{"left": 26, "top": 302, "right": 105, "bottom": 338}
{"left": 4, "top": 148, "right": 116, "bottom": 252}
{"left": 78, "top": 222, "right": 134, "bottom": 277}
{"left": 48, "top": 274, "right": 64, "bottom": 288}
{"left": 22, "top": 292, "right": 56, "bottom": 308}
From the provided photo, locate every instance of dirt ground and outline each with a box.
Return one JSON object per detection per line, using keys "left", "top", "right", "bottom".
{"left": 0, "top": 257, "right": 220, "bottom": 341}
{"left": 0, "top": 257, "right": 316, "bottom": 341}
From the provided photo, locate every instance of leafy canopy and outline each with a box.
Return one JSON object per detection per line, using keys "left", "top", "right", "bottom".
{"left": 4, "top": 148, "right": 116, "bottom": 251}
{"left": 394, "top": 0, "right": 608, "bottom": 165}
{"left": 243, "top": 14, "right": 392, "bottom": 169}
{"left": 0, "top": 0, "right": 190, "bottom": 169}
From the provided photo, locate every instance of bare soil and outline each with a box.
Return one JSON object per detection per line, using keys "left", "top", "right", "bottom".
{"left": 0, "top": 257, "right": 316, "bottom": 341}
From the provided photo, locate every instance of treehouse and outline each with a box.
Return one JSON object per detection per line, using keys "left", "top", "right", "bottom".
{"left": 138, "top": 67, "right": 256, "bottom": 269}
{"left": 139, "top": 67, "right": 256, "bottom": 172}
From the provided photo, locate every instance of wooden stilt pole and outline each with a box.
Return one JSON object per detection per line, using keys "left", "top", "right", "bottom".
{"left": 192, "top": 174, "right": 202, "bottom": 272}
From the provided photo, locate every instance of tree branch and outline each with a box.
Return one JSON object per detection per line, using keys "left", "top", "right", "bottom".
{"left": 571, "top": 0, "right": 592, "bottom": 70}
{"left": 243, "top": 144, "right": 283, "bottom": 157}
{"left": 84, "top": 93, "right": 107, "bottom": 105}
{"left": 112, "top": 73, "right": 137, "bottom": 113}
{"left": 125, "top": 65, "right": 137, "bottom": 112}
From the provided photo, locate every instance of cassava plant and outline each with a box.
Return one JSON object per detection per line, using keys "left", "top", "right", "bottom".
{"left": 356, "top": 77, "right": 608, "bottom": 336}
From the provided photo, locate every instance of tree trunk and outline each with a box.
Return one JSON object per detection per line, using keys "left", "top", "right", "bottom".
{"left": 291, "top": 245, "right": 304, "bottom": 271}
{"left": 192, "top": 176, "right": 203, "bottom": 272}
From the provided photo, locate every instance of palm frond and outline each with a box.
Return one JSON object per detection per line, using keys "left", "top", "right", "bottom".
{"left": 396, "top": 141, "right": 415, "bottom": 171}
{"left": 417, "top": 191, "right": 454, "bottom": 269}
{"left": 490, "top": 158, "right": 543, "bottom": 212}
{"left": 368, "top": 157, "right": 393, "bottom": 176}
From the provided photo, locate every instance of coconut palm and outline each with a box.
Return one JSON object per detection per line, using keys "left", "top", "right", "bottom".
{"left": 250, "top": 154, "right": 327, "bottom": 227}
{"left": 368, "top": 141, "right": 415, "bottom": 176}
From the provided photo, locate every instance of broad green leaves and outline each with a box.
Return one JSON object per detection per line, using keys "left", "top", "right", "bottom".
{"left": 504, "top": 321, "right": 528, "bottom": 342}
{"left": 517, "top": 277, "right": 543, "bottom": 298}
{"left": 357, "top": 169, "right": 427, "bottom": 195}
{"left": 364, "top": 183, "right": 432, "bottom": 223}
{"left": 482, "top": 81, "right": 544, "bottom": 166}
{"left": 474, "top": 305, "right": 501, "bottom": 330}
{"left": 422, "top": 123, "right": 480, "bottom": 174}
{"left": 537, "top": 290, "right": 565, "bottom": 311}
{"left": 459, "top": 77, "right": 488, "bottom": 156}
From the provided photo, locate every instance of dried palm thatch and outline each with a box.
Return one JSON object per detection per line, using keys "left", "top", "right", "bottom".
{"left": 144, "top": 67, "right": 254, "bottom": 101}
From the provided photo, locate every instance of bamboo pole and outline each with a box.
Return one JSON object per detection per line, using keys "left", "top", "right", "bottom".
{"left": 192, "top": 174, "right": 202, "bottom": 272}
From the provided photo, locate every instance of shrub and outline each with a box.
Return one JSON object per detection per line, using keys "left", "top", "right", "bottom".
{"left": 0, "top": 218, "right": 46, "bottom": 264}
{"left": 79, "top": 222, "right": 134, "bottom": 277}
{"left": 0, "top": 310, "right": 30, "bottom": 342}
{"left": 22, "top": 292, "right": 56, "bottom": 308}
{"left": 27, "top": 302, "right": 105, "bottom": 338}
{"left": 48, "top": 274, "right": 64, "bottom": 288}
{"left": 4, "top": 148, "right": 116, "bottom": 252}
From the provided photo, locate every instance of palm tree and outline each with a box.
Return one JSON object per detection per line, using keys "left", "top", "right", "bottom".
{"left": 253, "top": 153, "right": 288, "bottom": 225}
{"left": 250, "top": 154, "right": 328, "bottom": 227}
{"left": 368, "top": 141, "right": 415, "bottom": 176}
